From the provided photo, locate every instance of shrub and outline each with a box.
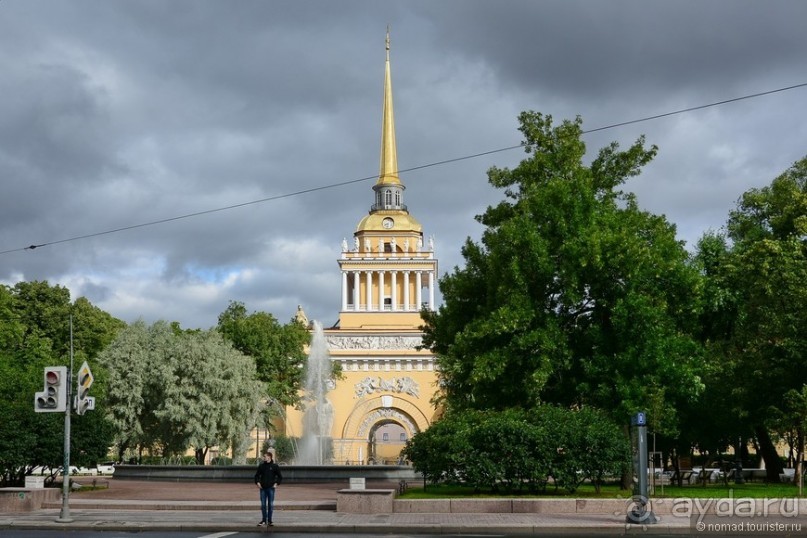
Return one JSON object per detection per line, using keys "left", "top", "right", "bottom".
{"left": 269, "top": 435, "right": 296, "bottom": 464}
{"left": 405, "top": 405, "right": 629, "bottom": 494}
{"left": 403, "top": 415, "right": 467, "bottom": 484}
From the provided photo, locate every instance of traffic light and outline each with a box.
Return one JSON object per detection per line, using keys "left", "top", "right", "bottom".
{"left": 75, "top": 361, "right": 94, "bottom": 416}
{"left": 34, "top": 366, "right": 68, "bottom": 413}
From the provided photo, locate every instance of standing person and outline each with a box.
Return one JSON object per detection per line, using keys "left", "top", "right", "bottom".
{"left": 254, "top": 451, "right": 282, "bottom": 526}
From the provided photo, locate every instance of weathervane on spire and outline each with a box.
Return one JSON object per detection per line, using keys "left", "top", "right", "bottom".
{"left": 386, "top": 25, "right": 390, "bottom": 53}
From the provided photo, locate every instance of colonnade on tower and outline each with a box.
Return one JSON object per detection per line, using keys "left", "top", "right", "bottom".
{"left": 339, "top": 241, "right": 437, "bottom": 314}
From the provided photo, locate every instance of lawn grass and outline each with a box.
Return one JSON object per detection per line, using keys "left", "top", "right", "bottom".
{"left": 399, "top": 481, "right": 804, "bottom": 499}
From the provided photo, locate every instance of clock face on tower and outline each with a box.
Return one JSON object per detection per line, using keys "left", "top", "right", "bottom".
{"left": 382, "top": 217, "right": 394, "bottom": 229}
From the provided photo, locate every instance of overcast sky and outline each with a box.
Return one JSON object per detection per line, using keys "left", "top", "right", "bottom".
{"left": 1, "top": 0, "right": 806, "bottom": 330}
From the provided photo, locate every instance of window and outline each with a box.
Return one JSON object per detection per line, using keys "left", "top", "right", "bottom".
{"left": 395, "top": 191, "right": 401, "bottom": 207}
{"left": 384, "top": 242, "right": 393, "bottom": 253}
{"left": 382, "top": 433, "right": 389, "bottom": 442}
{"left": 385, "top": 190, "right": 392, "bottom": 207}
{"left": 399, "top": 433, "right": 406, "bottom": 441}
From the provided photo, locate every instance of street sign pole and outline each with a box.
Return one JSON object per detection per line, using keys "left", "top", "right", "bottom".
{"left": 626, "top": 411, "right": 657, "bottom": 525}
{"left": 56, "top": 316, "right": 74, "bottom": 523}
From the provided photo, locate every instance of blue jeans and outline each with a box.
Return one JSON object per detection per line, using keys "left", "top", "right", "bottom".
{"left": 259, "top": 486, "right": 276, "bottom": 523}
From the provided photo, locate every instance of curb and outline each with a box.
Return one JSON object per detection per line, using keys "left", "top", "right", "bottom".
{"left": 40, "top": 499, "right": 336, "bottom": 511}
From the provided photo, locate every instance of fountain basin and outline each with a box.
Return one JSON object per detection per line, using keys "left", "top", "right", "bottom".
{"left": 113, "top": 464, "right": 421, "bottom": 483}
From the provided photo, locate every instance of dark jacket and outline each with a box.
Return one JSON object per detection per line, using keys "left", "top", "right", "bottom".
{"left": 254, "top": 460, "right": 283, "bottom": 488}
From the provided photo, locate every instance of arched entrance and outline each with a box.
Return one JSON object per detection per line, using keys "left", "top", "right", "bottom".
{"left": 367, "top": 419, "right": 409, "bottom": 464}
{"left": 332, "top": 396, "right": 429, "bottom": 465}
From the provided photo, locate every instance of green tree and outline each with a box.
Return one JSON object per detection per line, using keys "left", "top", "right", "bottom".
{"left": 421, "top": 112, "right": 704, "bottom": 435}
{"left": 217, "top": 301, "right": 311, "bottom": 409}
{"left": 10, "top": 281, "right": 73, "bottom": 357}
{"left": 96, "top": 320, "right": 161, "bottom": 461}
{"left": 99, "top": 320, "right": 263, "bottom": 464}
{"left": 768, "top": 385, "right": 807, "bottom": 493}
{"left": 0, "top": 282, "right": 121, "bottom": 485}
{"left": 699, "top": 157, "right": 807, "bottom": 481}
{"left": 157, "top": 329, "right": 263, "bottom": 464}
{"left": 680, "top": 233, "right": 751, "bottom": 465}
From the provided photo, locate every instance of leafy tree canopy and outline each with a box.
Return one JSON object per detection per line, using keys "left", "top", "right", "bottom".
{"left": 695, "top": 156, "right": 807, "bottom": 479}
{"left": 0, "top": 281, "right": 122, "bottom": 485}
{"left": 217, "top": 301, "right": 310, "bottom": 409}
{"left": 422, "top": 112, "right": 704, "bottom": 435}
{"left": 98, "top": 320, "right": 263, "bottom": 464}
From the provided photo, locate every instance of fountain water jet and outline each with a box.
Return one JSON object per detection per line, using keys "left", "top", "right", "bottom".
{"left": 296, "top": 320, "right": 334, "bottom": 464}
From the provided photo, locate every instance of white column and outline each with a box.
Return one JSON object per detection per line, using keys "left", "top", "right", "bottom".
{"left": 365, "top": 271, "right": 373, "bottom": 311}
{"left": 403, "top": 271, "right": 410, "bottom": 311}
{"left": 429, "top": 270, "right": 436, "bottom": 310}
{"left": 415, "top": 271, "right": 422, "bottom": 309}
{"left": 379, "top": 270, "right": 385, "bottom": 311}
{"left": 353, "top": 271, "right": 360, "bottom": 310}
{"left": 391, "top": 271, "right": 398, "bottom": 311}
{"left": 341, "top": 271, "right": 348, "bottom": 311}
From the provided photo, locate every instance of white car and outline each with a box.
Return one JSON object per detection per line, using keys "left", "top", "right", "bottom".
{"left": 96, "top": 462, "right": 116, "bottom": 475}
{"left": 57, "top": 466, "right": 80, "bottom": 475}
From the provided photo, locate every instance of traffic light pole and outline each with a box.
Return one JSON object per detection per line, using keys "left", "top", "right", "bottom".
{"left": 56, "top": 316, "right": 74, "bottom": 523}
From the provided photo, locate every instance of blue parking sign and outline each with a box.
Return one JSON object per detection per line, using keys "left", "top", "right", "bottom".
{"left": 632, "top": 411, "right": 646, "bottom": 426}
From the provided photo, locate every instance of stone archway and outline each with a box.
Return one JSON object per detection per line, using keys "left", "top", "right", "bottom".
{"left": 354, "top": 408, "right": 416, "bottom": 465}
{"left": 333, "top": 395, "right": 430, "bottom": 465}
{"left": 367, "top": 419, "right": 409, "bottom": 464}
{"left": 342, "top": 395, "right": 430, "bottom": 436}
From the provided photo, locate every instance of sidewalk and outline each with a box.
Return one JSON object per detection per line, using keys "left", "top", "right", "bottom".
{"left": 0, "top": 478, "right": 718, "bottom": 535}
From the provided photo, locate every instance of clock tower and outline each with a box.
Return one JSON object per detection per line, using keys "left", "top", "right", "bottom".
{"left": 337, "top": 30, "right": 438, "bottom": 329}
{"left": 282, "top": 30, "right": 440, "bottom": 466}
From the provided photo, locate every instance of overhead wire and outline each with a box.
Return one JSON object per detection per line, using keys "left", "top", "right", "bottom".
{"left": 1, "top": 81, "right": 806, "bottom": 256}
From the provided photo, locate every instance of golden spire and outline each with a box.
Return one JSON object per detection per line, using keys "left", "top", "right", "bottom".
{"left": 378, "top": 26, "right": 400, "bottom": 186}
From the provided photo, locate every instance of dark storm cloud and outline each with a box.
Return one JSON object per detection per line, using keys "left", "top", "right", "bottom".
{"left": 418, "top": 0, "right": 807, "bottom": 100}
{"left": 1, "top": 0, "right": 805, "bottom": 328}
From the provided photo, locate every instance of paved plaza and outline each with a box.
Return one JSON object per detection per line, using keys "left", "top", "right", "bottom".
{"left": 2, "top": 478, "right": 805, "bottom": 536}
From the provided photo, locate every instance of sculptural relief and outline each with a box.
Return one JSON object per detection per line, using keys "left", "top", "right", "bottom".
{"left": 355, "top": 376, "right": 420, "bottom": 398}
{"left": 357, "top": 408, "right": 416, "bottom": 437}
{"left": 325, "top": 335, "right": 422, "bottom": 350}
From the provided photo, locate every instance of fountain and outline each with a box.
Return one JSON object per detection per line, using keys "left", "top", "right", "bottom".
{"left": 296, "top": 320, "right": 334, "bottom": 465}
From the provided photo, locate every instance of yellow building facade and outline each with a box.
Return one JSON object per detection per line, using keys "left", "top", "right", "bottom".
{"left": 282, "top": 33, "right": 441, "bottom": 464}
